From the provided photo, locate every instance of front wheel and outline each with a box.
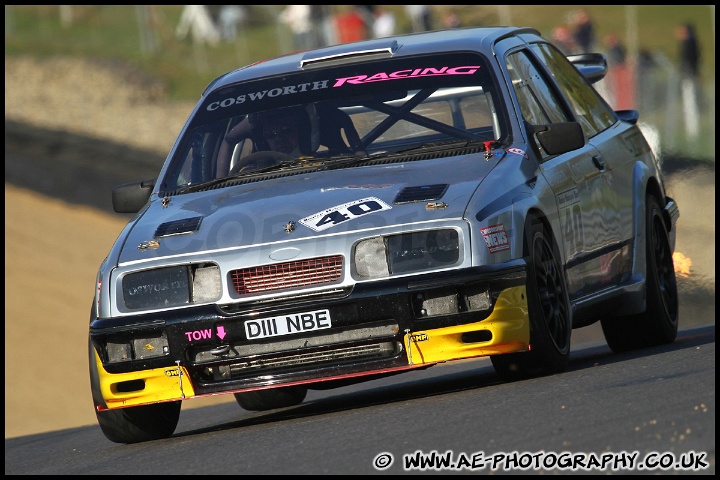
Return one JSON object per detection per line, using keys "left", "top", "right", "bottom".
{"left": 95, "top": 401, "right": 181, "bottom": 444}
{"left": 491, "top": 217, "right": 572, "bottom": 381}
{"left": 601, "top": 194, "right": 679, "bottom": 352}
{"left": 89, "top": 339, "right": 180, "bottom": 444}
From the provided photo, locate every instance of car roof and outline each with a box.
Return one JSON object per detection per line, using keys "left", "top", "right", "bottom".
{"left": 203, "top": 26, "right": 542, "bottom": 95}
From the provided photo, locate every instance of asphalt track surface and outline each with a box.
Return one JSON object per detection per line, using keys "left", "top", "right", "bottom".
{"left": 5, "top": 325, "right": 716, "bottom": 475}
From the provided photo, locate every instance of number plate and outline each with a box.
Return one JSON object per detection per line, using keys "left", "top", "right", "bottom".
{"left": 244, "top": 309, "right": 332, "bottom": 340}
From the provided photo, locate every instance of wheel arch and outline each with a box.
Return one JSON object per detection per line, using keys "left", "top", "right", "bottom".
{"left": 631, "top": 162, "right": 667, "bottom": 278}
{"left": 522, "top": 207, "right": 572, "bottom": 304}
{"left": 522, "top": 208, "right": 563, "bottom": 264}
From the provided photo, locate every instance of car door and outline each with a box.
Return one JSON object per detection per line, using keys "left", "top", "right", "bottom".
{"left": 529, "top": 43, "right": 634, "bottom": 294}
{"left": 505, "top": 48, "right": 622, "bottom": 300}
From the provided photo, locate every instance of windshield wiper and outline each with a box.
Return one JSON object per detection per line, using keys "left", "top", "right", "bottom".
{"left": 325, "top": 139, "right": 494, "bottom": 170}
{"left": 393, "top": 139, "right": 485, "bottom": 154}
{"left": 177, "top": 176, "right": 239, "bottom": 194}
{"left": 177, "top": 158, "right": 316, "bottom": 194}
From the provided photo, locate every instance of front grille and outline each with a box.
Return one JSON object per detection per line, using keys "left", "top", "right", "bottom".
{"left": 230, "top": 255, "right": 344, "bottom": 295}
{"left": 193, "top": 321, "right": 399, "bottom": 364}
{"left": 226, "top": 341, "right": 400, "bottom": 378}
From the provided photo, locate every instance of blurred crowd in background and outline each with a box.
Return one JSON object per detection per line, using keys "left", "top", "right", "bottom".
{"left": 549, "top": 8, "right": 705, "bottom": 145}
{"left": 176, "top": 5, "right": 453, "bottom": 47}
{"left": 173, "top": 5, "right": 710, "bottom": 153}
{"left": 6, "top": 5, "right": 713, "bottom": 159}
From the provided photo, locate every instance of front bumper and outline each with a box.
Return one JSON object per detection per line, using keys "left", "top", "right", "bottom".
{"left": 90, "top": 263, "right": 529, "bottom": 410}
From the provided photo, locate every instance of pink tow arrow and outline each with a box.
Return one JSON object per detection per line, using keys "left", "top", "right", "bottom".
{"left": 216, "top": 326, "right": 227, "bottom": 340}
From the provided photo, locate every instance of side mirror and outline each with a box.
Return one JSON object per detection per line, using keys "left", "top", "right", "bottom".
{"left": 112, "top": 178, "right": 155, "bottom": 214}
{"left": 567, "top": 53, "right": 608, "bottom": 84}
{"left": 527, "top": 122, "right": 585, "bottom": 156}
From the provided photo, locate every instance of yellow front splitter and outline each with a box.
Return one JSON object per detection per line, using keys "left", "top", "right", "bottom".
{"left": 94, "top": 351, "right": 194, "bottom": 410}
{"left": 404, "top": 286, "right": 530, "bottom": 365}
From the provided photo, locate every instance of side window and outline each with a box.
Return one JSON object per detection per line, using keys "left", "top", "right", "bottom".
{"left": 163, "top": 120, "right": 227, "bottom": 190}
{"left": 506, "top": 51, "right": 570, "bottom": 125}
{"left": 506, "top": 50, "right": 570, "bottom": 159}
{"left": 530, "top": 43, "right": 616, "bottom": 138}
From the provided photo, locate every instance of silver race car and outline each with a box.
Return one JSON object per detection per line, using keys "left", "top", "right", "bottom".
{"left": 90, "top": 26, "right": 680, "bottom": 443}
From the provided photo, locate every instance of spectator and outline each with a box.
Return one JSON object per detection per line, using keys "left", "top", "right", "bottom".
{"left": 551, "top": 25, "right": 576, "bottom": 55}
{"left": 635, "top": 48, "right": 659, "bottom": 112}
{"left": 405, "top": 5, "right": 432, "bottom": 32}
{"left": 354, "top": 5, "right": 377, "bottom": 40}
{"left": 676, "top": 23, "right": 701, "bottom": 79}
{"left": 372, "top": 7, "right": 396, "bottom": 38}
{"left": 334, "top": 7, "right": 368, "bottom": 43}
{"left": 309, "top": 5, "right": 332, "bottom": 48}
{"left": 279, "top": 5, "right": 313, "bottom": 51}
{"left": 442, "top": 11, "right": 460, "bottom": 29}
{"left": 675, "top": 22, "right": 702, "bottom": 138}
{"left": 571, "top": 9, "right": 595, "bottom": 53}
{"left": 218, "top": 5, "right": 246, "bottom": 42}
{"left": 604, "top": 33, "right": 626, "bottom": 66}
{"left": 175, "top": 5, "right": 221, "bottom": 46}
{"left": 602, "top": 33, "right": 634, "bottom": 110}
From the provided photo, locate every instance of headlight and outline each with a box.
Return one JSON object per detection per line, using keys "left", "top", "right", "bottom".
{"left": 121, "top": 264, "right": 221, "bottom": 310}
{"left": 354, "top": 229, "right": 460, "bottom": 279}
{"left": 192, "top": 264, "right": 223, "bottom": 302}
{"left": 354, "top": 237, "right": 389, "bottom": 278}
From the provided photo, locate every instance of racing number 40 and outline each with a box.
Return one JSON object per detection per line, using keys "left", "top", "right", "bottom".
{"left": 306, "top": 197, "right": 391, "bottom": 231}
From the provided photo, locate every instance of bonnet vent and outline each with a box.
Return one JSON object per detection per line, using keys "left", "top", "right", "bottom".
{"left": 154, "top": 216, "right": 203, "bottom": 238}
{"left": 393, "top": 184, "right": 449, "bottom": 204}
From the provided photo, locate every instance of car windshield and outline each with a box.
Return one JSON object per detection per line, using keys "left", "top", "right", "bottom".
{"left": 161, "top": 52, "right": 506, "bottom": 193}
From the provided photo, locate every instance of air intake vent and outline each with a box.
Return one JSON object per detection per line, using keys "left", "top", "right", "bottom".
{"left": 154, "top": 217, "right": 203, "bottom": 237}
{"left": 394, "top": 184, "right": 448, "bottom": 204}
{"left": 230, "top": 255, "right": 344, "bottom": 295}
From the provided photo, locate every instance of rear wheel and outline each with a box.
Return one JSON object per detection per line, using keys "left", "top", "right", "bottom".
{"left": 234, "top": 386, "right": 308, "bottom": 411}
{"left": 601, "top": 194, "right": 679, "bottom": 352}
{"left": 89, "top": 339, "right": 181, "bottom": 444}
{"left": 491, "top": 217, "right": 571, "bottom": 381}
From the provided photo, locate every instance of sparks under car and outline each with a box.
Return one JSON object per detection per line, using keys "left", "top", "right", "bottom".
{"left": 89, "top": 26, "right": 680, "bottom": 443}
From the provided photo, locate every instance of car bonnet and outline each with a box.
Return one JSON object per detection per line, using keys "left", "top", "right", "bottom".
{"left": 116, "top": 152, "right": 500, "bottom": 265}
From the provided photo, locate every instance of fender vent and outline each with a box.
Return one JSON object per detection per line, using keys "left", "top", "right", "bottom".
{"left": 394, "top": 184, "right": 448, "bottom": 204}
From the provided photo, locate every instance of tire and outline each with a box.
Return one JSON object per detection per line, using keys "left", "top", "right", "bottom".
{"left": 89, "top": 339, "right": 181, "bottom": 444}
{"left": 601, "top": 194, "right": 679, "bottom": 352}
{"left": 234, "top": 386, "right": 308, "bottom": 411}
{"left": 491, "top": 217, "right": 572, "bottom": 381}
{"left": 95, "top": 401, "right": 181, "bottom": 444}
